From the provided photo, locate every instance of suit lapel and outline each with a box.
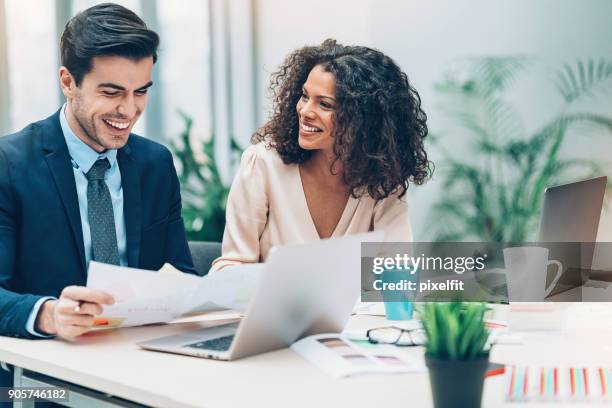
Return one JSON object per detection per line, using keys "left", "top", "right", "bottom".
{"left": 41, "top": 111, "right": 87, "bottom": 274}
{"left": 118, "top": 145, "right": 142, "bottom": 267}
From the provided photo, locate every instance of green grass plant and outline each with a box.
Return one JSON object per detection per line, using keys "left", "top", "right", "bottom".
{"left": 419, "top": 302, "right": 490, "bottom": 360}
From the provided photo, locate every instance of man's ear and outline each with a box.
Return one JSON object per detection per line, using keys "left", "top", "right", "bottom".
{"left": 59, "top": 67, "right": 76, "bottom": 99}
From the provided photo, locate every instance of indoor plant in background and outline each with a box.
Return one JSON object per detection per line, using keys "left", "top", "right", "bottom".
{"left": 431, "top": 57, "right": 612, "bottom": 242}
{"left": 419, "top": 302, "right": 491, "bottom": 408}
{"left": 167, "top": 110, "right": 243, "bottom": 242}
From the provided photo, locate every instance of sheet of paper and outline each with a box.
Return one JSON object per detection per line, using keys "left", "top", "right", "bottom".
{"left": 86, "top": 261, "right": 262, "bottom": 328}
{"left": 87, "top": 262, "right": 199, "bottom": 327}
{"left": 352, "top": 301, "right": 386, "bottom": 316}
{"left": 291, "top": 333, "right": 424, "bottom": 378}
{"left": 169, "top": 310, "right": 242, "bottom": 325}
{"left": 185, "top": 264, "right": 263, "bottom": 314}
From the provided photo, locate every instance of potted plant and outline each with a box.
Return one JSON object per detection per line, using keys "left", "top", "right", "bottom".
{"left": 430, "top": 57, "right": 612, "bottom": 243}
{"left": 419, "top": 302, "right": 491, "bottom": 408}
{"left": 167, "top": 110, "right": 243, "bottom": 242}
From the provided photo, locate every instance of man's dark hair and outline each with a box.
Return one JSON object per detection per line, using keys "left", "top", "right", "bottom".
{"left": 60, "top": 2, "right": 159, "bottom": 86}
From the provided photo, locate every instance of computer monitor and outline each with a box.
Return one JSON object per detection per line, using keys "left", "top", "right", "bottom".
{"left": 538, "top": 176, "right": 607, "bottom": 243}
{"left": 537, "top": 176, "right": 607, "bottom": 294}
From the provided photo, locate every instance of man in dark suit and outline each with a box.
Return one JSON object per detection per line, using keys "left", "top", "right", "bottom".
{"left": 0, "top": 0, "right": 195, "bottom": 357}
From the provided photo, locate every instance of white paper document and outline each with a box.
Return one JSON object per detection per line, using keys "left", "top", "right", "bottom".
{"left": 86, "top": 261, "right": 262, "bottom": 329}
{"left": 352, "top": 301, "right": 386, "bottom": 316}
{"left": 291, "top": 334, "right": 425, "bottom": 378}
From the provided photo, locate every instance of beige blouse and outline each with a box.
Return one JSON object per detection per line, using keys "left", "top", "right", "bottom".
{"left": 210, "top": 143, "right": 413, "bottom": 272}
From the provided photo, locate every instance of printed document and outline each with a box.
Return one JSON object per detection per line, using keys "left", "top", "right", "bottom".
{"left": 86, "top": 261, "right": 261, "bottom": 328}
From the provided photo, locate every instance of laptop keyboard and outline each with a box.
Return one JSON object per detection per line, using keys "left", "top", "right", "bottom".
{"left": 184, "top": 334, "right": 235, "bottom": 352}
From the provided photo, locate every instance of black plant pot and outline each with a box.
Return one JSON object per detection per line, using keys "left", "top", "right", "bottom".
{"left": 425, "top": 354, "right": 489, "bottom": 408}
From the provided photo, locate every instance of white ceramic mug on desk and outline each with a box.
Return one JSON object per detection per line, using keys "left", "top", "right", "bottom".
{"left": 503, "top": 247, "right": 563, "bottom": 302}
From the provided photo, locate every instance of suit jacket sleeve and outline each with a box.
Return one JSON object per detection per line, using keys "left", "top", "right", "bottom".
{"left": 163, "top": 149, "right": 197, "bottom": 275}
{"left": 0, "top": 147, "right": 45, "bottom": 338}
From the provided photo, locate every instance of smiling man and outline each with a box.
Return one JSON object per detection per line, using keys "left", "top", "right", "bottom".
{"left": 65, "top": 56, "right": 154, "bottom": 151}
{"left": 0, "top": 2, "right": 195, "bottom": 361}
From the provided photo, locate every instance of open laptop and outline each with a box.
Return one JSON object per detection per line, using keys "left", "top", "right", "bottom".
{"left": 138, "top": 231, "right": 384, "bottom": 360}
{"left": 537, "top": 176, "right": 608, "bottom": 295}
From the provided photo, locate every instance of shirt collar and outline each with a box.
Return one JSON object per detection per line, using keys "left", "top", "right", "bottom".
{"left": 59, "top": 103, "right": 117, "bottom": 174}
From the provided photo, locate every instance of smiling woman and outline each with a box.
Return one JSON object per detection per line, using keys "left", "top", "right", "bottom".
{"left": 210, "top": 39, "right": 432, "bottom": 272}
{"left": 295, "top": 64, "right": 337, "bottom": 153}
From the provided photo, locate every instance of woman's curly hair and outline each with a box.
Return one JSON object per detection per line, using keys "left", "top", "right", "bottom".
{"left": 253, "top": 39, "right": 432, "bottom": 200}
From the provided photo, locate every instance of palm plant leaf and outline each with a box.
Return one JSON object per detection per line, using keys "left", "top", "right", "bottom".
{"left": 168, "top": 111, "right": 244, "bottom": 241}
{"left": 554, "top": 59, "right": 612, "bottom": 103}
{"left": 431, "top": 56, "right": 612, "bottom": 243}
{"left": 470, "top": 56, "right": 530, "bottom": 96}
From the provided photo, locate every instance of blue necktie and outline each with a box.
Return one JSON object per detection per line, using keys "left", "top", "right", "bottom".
{"left": 86, "top": 158, "right": 120, "bottom": 265}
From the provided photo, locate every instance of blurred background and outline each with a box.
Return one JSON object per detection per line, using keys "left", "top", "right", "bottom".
{"left": 1, "top": 1, "right": 611, "bottom": 256}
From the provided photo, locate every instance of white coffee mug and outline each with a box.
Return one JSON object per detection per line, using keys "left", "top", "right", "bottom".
{"left": 503, "top": 247, "right": 563, "bottom": 301}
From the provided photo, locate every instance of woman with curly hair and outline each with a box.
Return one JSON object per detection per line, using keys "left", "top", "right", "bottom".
{"left": 210, "top": 39, "right": 431, "bottom": 271}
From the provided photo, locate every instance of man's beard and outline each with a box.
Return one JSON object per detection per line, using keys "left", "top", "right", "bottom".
{"left": 72, "top": 98, "right": 106, "bottom": 151}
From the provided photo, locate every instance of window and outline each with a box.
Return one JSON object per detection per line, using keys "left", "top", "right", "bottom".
{"left": 4, "top": 0, "right": 58, "bottom": 131}
{"left": 2, "top": 0, "right": 212, "bottom": 144}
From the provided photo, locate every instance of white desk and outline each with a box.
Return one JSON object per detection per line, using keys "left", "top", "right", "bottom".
{"left": 1, "top": 304, "right": 612, "bottom": 408}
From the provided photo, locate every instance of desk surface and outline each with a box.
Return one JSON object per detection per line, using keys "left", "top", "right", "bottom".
{"left": 1, "top": 305, "right": 612, "bottom": 408}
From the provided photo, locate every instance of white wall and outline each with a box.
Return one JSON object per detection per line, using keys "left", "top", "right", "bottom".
{"left": 253, "top": 0, "right": 612, "bottom": 242}
{"left": 254, "top": 0, "right": 373, "bottom": 133}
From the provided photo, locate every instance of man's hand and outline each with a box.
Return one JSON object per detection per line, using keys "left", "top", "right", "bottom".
{"left": 35, "top": 286, "right": 115, "bottom": 340}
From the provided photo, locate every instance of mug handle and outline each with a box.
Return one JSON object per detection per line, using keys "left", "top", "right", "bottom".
{"left": 544, "top": 260, "right": 563, "bottom": 298}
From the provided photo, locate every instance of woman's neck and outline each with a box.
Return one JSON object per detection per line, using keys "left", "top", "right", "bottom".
{"left": 301, "top": 149, "right": 346, "bottom": 191}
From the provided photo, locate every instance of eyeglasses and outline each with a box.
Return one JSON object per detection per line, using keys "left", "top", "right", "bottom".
{"left": 366, "top": 326, "right": 426, "bottom": 346}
